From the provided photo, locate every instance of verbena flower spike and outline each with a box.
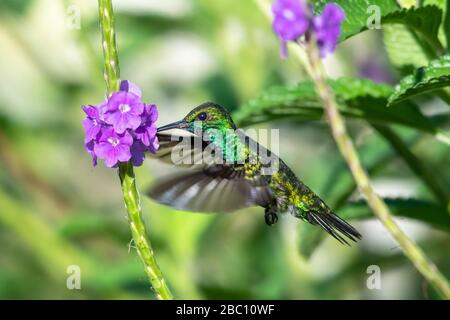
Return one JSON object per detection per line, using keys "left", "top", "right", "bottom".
{"left": 82, "top": 80, "right": 159, "bottom": 168}
{"left": 96, "top": 0, "right": 172, "bottom": 300}
{"left": 271, "top": 0, "right": 345, "bottom": 58}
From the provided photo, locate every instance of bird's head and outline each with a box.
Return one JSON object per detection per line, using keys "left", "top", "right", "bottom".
{"left": 157, "top": 102, "right": 236, "bottom": 135}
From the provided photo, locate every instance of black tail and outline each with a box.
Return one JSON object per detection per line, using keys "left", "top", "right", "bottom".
{"left": 304, "top": 210, "right": 362, "bottom": 245}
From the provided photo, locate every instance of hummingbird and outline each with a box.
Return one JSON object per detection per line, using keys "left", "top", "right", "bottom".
{"left": 148, "top": 102, "right": 362, "bottom": 245}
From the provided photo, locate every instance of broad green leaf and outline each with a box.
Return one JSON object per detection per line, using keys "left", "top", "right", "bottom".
{"left": 316, "top": 1, "right": 442, "bottom": 48}
{"left": 423, "top": 0, "right": 450, "bottom": 48}
{"left": 314, "top": 0, "right": 400, "bottom": 40}
{"left": 340, "top": 199, "right": 450, "bottom": 231}
{"left": 383, "top": 24, "right": 429, "bottom": 71}
{"left": 234, "top": 78, "right": 438, "bottom": 135}
{"left": 383, "top": 5, "right": 443, "bottom": 53}
{"left": 423, "top": 0, "right": 445, "bottom": 7}
{"left": 316, "top": 2, "right": 444, "bottom": 70}
{"left": 382, "top": 5, "right": 445, "bottom": 70}
{"left": 397, "top": 0, "right": 415, "bottom": 7}
{"left": 388, "top": 55, "right": 450, "bottom": 105}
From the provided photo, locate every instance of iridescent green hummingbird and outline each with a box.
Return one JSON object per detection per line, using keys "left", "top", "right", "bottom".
{"left": 148, "top": 102, "right": 361, "bottom": 244}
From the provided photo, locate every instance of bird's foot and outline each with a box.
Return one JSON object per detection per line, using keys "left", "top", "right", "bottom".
{"left": 264, "top": 211, "right": 278, "bottom": 226}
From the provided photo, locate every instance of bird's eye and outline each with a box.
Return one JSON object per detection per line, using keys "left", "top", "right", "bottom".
{"left": 197, "top": 112, "right": 207, "bottom": 121}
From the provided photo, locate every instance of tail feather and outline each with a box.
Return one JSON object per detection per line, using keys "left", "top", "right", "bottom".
{"left": 305, "top": 211, "right": 362, "bottom": 245}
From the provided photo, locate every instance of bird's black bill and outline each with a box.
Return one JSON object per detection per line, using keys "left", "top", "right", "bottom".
{"left": 157, "top": 120, "right": 188, "bottom": 132}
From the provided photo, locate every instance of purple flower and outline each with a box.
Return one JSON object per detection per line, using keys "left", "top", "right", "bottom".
{"left": 94, "top": 128, "right": 133, "bottom": 167}
{"left": 272, "top": 0, "right": 310, "bottom": 59}
{"left": 312, "top": 3, "right": 345, "bottom": 58}
{"left": 271, "top": 1, "right": 345, "bottom": 59}
{"left": 135, "top": 104, "right": 158, "bottom": 147}
{"left": 148, "top": 135, "right": 159, "bottom": 154}
{"left": 84, "top": 140, "right": 98, "bottom": 166}
{"left": 130, "top": 140, "right": 146, "bottom": 167}
{"left": 82, "top": 80, "right": 159, "bottom": 168}
{"left": 82, "top": 105, "right": 103, "bottom": 143}
{"left": 103, "top": 91, "right": 144, "bottom": 134}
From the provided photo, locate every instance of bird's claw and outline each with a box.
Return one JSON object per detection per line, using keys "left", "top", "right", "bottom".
{"left": 264, "top": 211, "right": 278, "bottom": 226}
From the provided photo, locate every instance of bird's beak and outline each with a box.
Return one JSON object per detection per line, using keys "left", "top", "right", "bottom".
{"left": 157, "top": 120, "right": 188, "bottom": 132}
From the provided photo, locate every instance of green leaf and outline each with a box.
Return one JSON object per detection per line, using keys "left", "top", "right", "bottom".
{"left": 383, "top": 5, "right": 444, "bottom": 54}
{"left": 234, "top": 78, "right": 438, "bottom": 135}
{"left": 384, "top": 5, "right": 445, "bottom": 70}
{"left": 397, "top": 0, "right": 416, "bottom": 7}
{"left": 383, "top": 24, "right": 429, "bottom": 71}
{"left": 388, "top": 55, "right": 450, "bottom": 105}
{"left": 340, "top": 199, "right": 450, "bottom": 231}
{"left": 445, "top": 0, "right": 450, "bottom": 49}
{"left": 422, "top": 1, "right": 449, "bottom": 48}
{"left": 315, "top": 2, "right": 444, "bottom": 70}
{"left": 316, "top": 1, "right": 443, "bottom": 49}
{"left": 314, "top": 0, "right": 400, "bottom": 40}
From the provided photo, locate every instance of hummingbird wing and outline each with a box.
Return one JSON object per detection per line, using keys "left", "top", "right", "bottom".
{"left": 153, "top": 133, "right": 210, "bottom": 167}
{"left": 147, "top": 133, "right": 274, "bottom": 213}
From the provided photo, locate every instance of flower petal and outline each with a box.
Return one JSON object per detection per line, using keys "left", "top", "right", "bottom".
{"left": 82, "top": 105, "right": 99, "bottom": 119}
{"left": 120, "top": 130, "right": 134, "bottom": 146}
{"left": 94, "top": 142, "right": 113, "bottom": 159}
{"left": 120, "top": 80, "right": 142, "bottom": 98}
{"left": 148, "top": 136, "right": 159, "bottom": 154}
{"left": 84, "top": 140, "right": 97, "bottom": 166}
{"left": 116, "top": 144, "right": 132, "bottom": 162}
{"left": 313, "top": 3, "right": 345, "bottom": 58}
{"left": 272, "top": 0, "right": 309, "bottom": 41}
{"left": 129, "top": 102, "right": 144, "bottom": 116}
{"left": 130, "top": 141, "right": 145, "bottom": 166}
{"left": 104, "top": 151, "right": 119, "bottom": 167}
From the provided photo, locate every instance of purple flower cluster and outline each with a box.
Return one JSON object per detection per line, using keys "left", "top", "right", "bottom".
{"left": 82, "top": 80, "right": 158, "bottom": 168}
{"left": 272, "top": 0, "right": 345, "bottom": 58}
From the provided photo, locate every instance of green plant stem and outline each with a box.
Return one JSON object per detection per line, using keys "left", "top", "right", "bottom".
{"left": 98, "top": 0, "right": 173, "bottom": 300}
{"left": 118, "top": 163, "right": 173, "bottom": 300}
{"left": 98, "top": 0, "right": 120, "bottom": 94}
{"left": 304, "top": 37, "right": 450, "bottom": 299}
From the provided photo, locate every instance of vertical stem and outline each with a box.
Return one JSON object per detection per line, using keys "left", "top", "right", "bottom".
{"left": 304, "top": 39, "right": 450, "bottom": 299}
{"left": 98, "top": 0, "right": 173, "bottom": 300}
{"left": 118, "top": 163, "right": 173, "bottom": 300}
{"left": 98, "top": 0, "right": 120, "bottom": 94}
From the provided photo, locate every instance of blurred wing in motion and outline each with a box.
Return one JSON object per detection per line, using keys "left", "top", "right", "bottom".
{"left": 147, "top": 133, "right": 274, "bottom": 213}
{"left": 152, "top": 133, "right": 209, "bottom": 167}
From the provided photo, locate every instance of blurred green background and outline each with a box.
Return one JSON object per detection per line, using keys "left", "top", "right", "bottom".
{"left": 0, "top": 0, "right": 449, "bottom": 299}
